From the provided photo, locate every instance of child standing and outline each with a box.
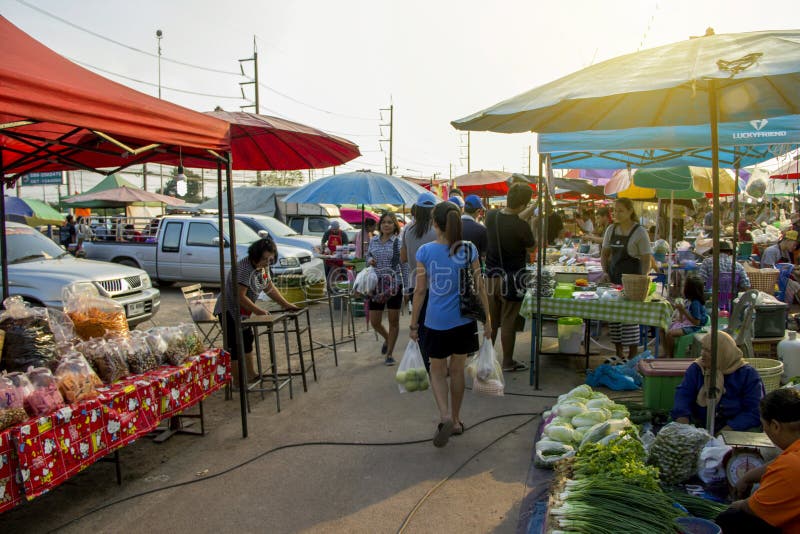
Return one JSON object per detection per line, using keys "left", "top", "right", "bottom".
{"left": 664, "top": 276, "right": 708, "bottom": 357}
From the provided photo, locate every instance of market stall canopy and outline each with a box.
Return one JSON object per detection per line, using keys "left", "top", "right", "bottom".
{"left": 282, "top": 170, "right": 429, "bottom": 206}
{"left": 537, "top": 115, "right": 800, "bottom": 169}
{"left": 196, "top": 186, "right": 298, "bottom": 217}
{"left": 3, "top": 196, "right": 63, "bottom": 227}
{"left": 0, "top": 16, "right": 230, "bottom": 179}
{"left": 64, "top": 186, "right": 185, "bottom": 208}
{"left": 452, "top": 30, "right": 800, "bottom": 134}
{"left": 769, "top": 155, "right": 800, "bottom": 179}
{"left": 563, "top": 169, "right": 615, "bottom": 185}
{"left": 152, "top": 111, "right": 361, "bottom": 171}
{"left": 634, "top": 166, "right": 738, "bottom": 196}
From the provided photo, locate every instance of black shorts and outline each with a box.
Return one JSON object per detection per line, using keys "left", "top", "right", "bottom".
{"left": 422, "top": 321, "right": 479, "bottom": 359}
{"left": 220, "top": 312, "right": 255, "bottom": 361}
{"left": 368, "top": 290, "right": 403, "bottom": 311}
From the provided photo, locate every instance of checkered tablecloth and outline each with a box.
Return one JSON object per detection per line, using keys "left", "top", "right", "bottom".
{"left": 520, "top": 293, "right": 673, "bottom": 330}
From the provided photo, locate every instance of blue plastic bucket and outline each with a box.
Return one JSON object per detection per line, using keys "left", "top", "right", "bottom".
{"left": 675, "top": 517, "right": 721, "bottom": 534}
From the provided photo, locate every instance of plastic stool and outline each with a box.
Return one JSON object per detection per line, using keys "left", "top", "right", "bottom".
{"left": 673, "top": 329, "right": 708, "bottom": 357}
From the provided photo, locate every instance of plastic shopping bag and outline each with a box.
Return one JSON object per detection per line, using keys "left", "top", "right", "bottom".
{"left": 354, "top": 267, "right": 378, "bottom": 297}
{"left": 395, "top": 340, "right": 429, "bottom": 393}
{"left": 697, "top": 436, "right": 733, "bottom": 484}
{"left": 468, "top": 340, "right": 504, "bottom": 397}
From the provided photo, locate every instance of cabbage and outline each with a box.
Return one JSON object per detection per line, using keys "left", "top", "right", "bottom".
{"left": 554, "top": 401, "right": 587, "bottom": 418}
{"left": 571, "top": 409, "right": 610, "bottom": 428}
{"left": 606, "top": 418, "right": 633, "bottom": 434}
{"left": 564, "top": 385, "right": 593, "bottom": 399}
{"left": 586, "top": 397, "right": 614, "bottom": 410}
{"left": 579, "top": 421, "right": 611, "bottom": 448}
{"left": 544, "top": 424, "right": 576, "bottom": 443}
{"left": 536, "top": 439, "right": 574, "bottom": 456}
{"left": 549, "top": 416, "right": 572, "bottom": 427}
{"left": 589, "top": 391, "right": 608, "bottom": 400}
{"left": 598, "top": 430, "right": 626, "bottom": 446}
{"left": 542, "top": 410, "right": 552, "bottom": 420}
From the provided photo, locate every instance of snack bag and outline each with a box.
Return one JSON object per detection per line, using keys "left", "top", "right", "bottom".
{"left": 62, "top": 282, "right": 129, "bottom": 340}
{"left": 395, "top": 341, "right": 429, "bottom": 393}
{"left": 178, "top": 323, "right": 204, "bottom": 357}
{"left": 24, "top": 367, "right": 65, "bottom": 416}
{"left": 79, "top": 339, "right": 130, "bottom": 384}
{"left": 161, "top": 327, "right": 191, "bottom": 366}
{"left": 124, "top": 331, "right": 159, "bottom": 374}
{"left": 0, "top": 296, "right": 57, "bottom": 371}
{"left": 54, "top": 353, "right": 102, "bottom": 403}
{"left": 0, "top": 373, "right": 28, "bottom": 430}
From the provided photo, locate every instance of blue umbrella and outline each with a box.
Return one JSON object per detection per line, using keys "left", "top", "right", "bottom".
{"left": 4, "top": 196, "right": 64, "bottom": 226}
{"left": 282, "top": 170, "right": 429, "bottom": 206}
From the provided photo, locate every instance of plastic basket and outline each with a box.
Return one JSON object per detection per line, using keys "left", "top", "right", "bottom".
{"left": 622, "top": 274, "right": 649, "bottom": 301}
{"left": 746, "top": 357, "right": 784, "bottom": 393}
{"left": 746, "top": 269, "right": 779, "bottom": 294}
{"left": 304, "top": 281, "right": 326, "bottom": 300}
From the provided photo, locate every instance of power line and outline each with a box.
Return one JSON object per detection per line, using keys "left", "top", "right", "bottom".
{"left": 258, "top": 82, "right": 377, "bottom": 122}
{"left": 15, "top": 0, "right": 244, "bottom": 76}
{"left": 70, "top": 58, "right": 246, "bottom": 100}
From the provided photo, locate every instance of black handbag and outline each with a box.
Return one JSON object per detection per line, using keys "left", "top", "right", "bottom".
{"left": 459, "top": 243, "right": 486, "bottom": 322}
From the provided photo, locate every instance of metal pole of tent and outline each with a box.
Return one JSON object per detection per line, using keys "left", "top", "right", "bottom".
{"left": 531, "top": 156, "right": 547, "bottom": 388}
{"left": 706, "top": 80, "right": 721, "bottom": 435}
{"left": 224, "top": 153, "right": 249, "bottom": 438}
{"left": 0, "top": 149, "right": 8, "bottom": 301}
{"left": 731, "top": 150, "right": 741, "bottom": 313}
{"left": 668, "top": 191, "right": 674, "bottom": 295}
{"left": 216, "top": 161, "right": 229, "bottom": 381}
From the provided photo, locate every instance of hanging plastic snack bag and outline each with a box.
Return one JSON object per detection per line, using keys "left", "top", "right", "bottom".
{"left": 79, "top": 339, "right": 130, "bottom": 384}
{"left": 54, "top": 353, "right": 102, "bottom": 403}
{"left": 144, "top": 328, "right": 169, "bottom": 365}
{"left": 0, "top": 373, "right": 28, "bottom": 430}
{"left": 395, "top": 340, "right": 429, "bottom": 393}
{"left": 178, "top": 323, "right": 204, "bottom": 357}
{"left": 471, "top": 340, "right": 504, "bottom": 397}
{"left": 0, "top": 296, "right": 57, "bottom": 371}
{"left": 62, "top": 282, "right": 129, "bottom": 340}
{"left": 47, "top": 308, "right": 79, "bottom": 353}
{"left": 24, "top": 367, "right": 65, "bottom": 417}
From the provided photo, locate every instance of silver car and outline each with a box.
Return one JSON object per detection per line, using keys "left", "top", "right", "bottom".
{"left": 3, "top": 222, "right": 160, "bottom": 326}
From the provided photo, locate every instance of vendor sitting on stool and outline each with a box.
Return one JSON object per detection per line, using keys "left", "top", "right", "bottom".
{"left": 671, "top": 331, "right": 764, "bottom": 432}
{"left": 715, "top": 388, "right": 800, "bottom": 534}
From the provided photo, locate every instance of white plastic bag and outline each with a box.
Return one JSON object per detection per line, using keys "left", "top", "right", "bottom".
{"left": 697, "top": 436, "right": 733, "bottom": 484}
{"left": 469, "top": 340, "right": 504, "bottom": 397}
{"left": 354, "top": 267, "right": 378, "bottom": 296}
{"left": 395, "top": 340, "right": 428, "bottom": 393}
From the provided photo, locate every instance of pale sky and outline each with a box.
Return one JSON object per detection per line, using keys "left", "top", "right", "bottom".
{"left": 3, "top": 0, "right": 798, "bottom": 196}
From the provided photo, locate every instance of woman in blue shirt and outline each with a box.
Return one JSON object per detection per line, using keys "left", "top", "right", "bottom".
{"left": 671, "top": 331, "right": 764, "bottom": 432}
{"left": 410, "top": 201, "right": 492, "bottom": 447}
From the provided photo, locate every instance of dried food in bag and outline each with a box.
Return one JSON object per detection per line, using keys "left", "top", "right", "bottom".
{"left": 62, "top": 283, "right": 129, "bottom": 340}
{"left": 24, "top": 367, "right": 65, "bottom": 416}
{"left": 122, "top": 332, "right": 158, "bottom": 374}
{"left": 144, "top": 329, "right": 168, "bottom": 366}
{"left": 178, "top": 323, "right": 204, "bottom": 357}
{"left": 161, "top": 327, "right": 190, "bottom": 366}
{"left": 0, "top": 296, "right": 57, "bottom": 371}
{"left": 0, "top": 373, "right": 28, "bottom": 430}
{"left": 54, "top": 353, "right": 102, "bottom": 403}
{"left": 79, "top": 339, "right": 130, "bottom": 384}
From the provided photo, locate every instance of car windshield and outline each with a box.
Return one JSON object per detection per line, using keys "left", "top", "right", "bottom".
{"left": 3, "top": 226, "right": 68, "bottom": 263}
{"left": 250, "top": 216, "right": 299, "bottom": 237}
{"left": 225, "top": 219, "right": 261, "bottom": 245}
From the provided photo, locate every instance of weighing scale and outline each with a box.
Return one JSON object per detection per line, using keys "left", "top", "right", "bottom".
{"left": 720, "top": 431, "right": 775, "bottom": 491}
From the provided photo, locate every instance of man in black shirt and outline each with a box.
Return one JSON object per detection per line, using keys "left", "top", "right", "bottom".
{"left": 485, "top": 184, "right": 536, "bottom": 372}
{"left": 462, "top": 194, "right": 488, "bottom": 262}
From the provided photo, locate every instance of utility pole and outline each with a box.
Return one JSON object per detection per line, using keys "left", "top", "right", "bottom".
{"left": 380, "top": 103, "right": 393, "bottom": 175}
{"left": 240, "top": 37, "right": 261, "bottom": 184}
{"left": 156, "top": 30, "right": 163, "bottom": 191}
{"left": 528, "top": 145, "right": 532, "bottom": 175}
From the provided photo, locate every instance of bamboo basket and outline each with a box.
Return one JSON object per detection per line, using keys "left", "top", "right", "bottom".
{"left": 745, "top": 269, "right": 779, "bottom": 294}
{"left": 746, "top": 358, "right": 783, "bottom": 393}
{"left": 622, "top": 274, "right": 649, "bottom": 301}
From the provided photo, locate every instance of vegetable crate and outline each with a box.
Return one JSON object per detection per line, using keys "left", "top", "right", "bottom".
{"left": 638, "top": 359, "right": 694, "bottom": 412}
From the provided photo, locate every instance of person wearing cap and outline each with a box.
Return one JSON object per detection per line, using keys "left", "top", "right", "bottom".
{"left": 715, "top": 388, "right": 800, "bottom": 534}
{"left": 400, "top": 192, "right": 439, "bottom": 368}
{"left": 449, "top": 187, "right": 464, "bottom": 204}
{"left": 697, "top": 240, "right": 751, "bottom": 293}
{"left": 321, "top": 219, "right": 349, "bottom": 254}
{"left": 448, "top": 195, "right": 464, "bottom": 212}
{"left": 462, "top": 195, "right": 488, "bottom": 262}
{"left": 760, "top": 230, "right": 798, "bottom": 268}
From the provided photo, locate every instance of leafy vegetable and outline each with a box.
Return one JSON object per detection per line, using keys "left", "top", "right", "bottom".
{"left": 554, "top": 400, "right": 587, "bottom": 418}
{"left": 666, "top": 490, "right": 728, "bottom": 520}
{"left": 545, "top": 424, "right": 577, "bottom": 443}
{"left": 571, "top": 409, "right": 610, "bottom": 428}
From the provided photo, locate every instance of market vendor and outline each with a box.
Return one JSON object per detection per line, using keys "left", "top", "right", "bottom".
{"left": 321, "top": 219, "right": 349, "bottom": 254}
{"left": 214, "top": 237, "right": 300, "bottom": 388}
{"left": 601, "top": 197, "right": 653, "bottom": 360}
{"left": 760, "top": 229, "right": 798, "bottom": 268}
{"left": 671, "top": 331, "right": 764, "bottom": 432}
{"left": 715, "top": 388, "right": 800, "bottom": 534}
{"left": 697, "top": 240, "right": 751, "bottom": 293}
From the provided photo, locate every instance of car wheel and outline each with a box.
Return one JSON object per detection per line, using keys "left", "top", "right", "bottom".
{"left": 157, "top": 280, "right": 175, "bottom": 287}
{"left": 117, "top": 258, "right": 139, "bottom": 268}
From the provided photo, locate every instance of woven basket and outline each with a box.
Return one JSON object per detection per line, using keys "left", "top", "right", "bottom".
{"left": 303, "top": 281, "right": 326, "bottom": 300}
{"left": 746, "top": 357, "right": 784, "bottom": 393}
{"left": 622, "top": 274, "right": 650, "bottom": 301}
{"left": 473, "top": 378, "right": 505, "bottom": 397}
{"left": 745, "top": 268, "right": 779, "bottom": 294}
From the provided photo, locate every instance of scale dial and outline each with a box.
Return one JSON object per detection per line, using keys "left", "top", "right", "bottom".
{"left": 726, "top": 450, "right": 765, "bottom": 487}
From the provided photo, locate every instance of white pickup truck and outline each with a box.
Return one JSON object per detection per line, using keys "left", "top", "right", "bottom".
{"left": 81, "top": 215, "right": 324, "bottom": 286}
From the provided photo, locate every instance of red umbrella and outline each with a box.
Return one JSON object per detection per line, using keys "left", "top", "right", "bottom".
{"left": 769, "top": 156, "right": 800, "bottom": 180}
{"left": 155, "top": 111, "right": 361, "bottom": 171}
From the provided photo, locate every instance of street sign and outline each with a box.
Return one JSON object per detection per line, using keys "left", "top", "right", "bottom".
{"left": 21, "top": 171, "right": 63, "bottom": 186}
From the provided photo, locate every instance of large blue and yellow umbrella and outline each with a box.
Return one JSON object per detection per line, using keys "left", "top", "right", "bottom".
{"left": 4, "top": 196, "right": 64, "bottom": 227}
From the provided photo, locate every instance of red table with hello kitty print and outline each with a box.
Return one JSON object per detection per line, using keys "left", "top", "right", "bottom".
{"left": 0, "top": 349, "right": 230, "bottom": 512}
